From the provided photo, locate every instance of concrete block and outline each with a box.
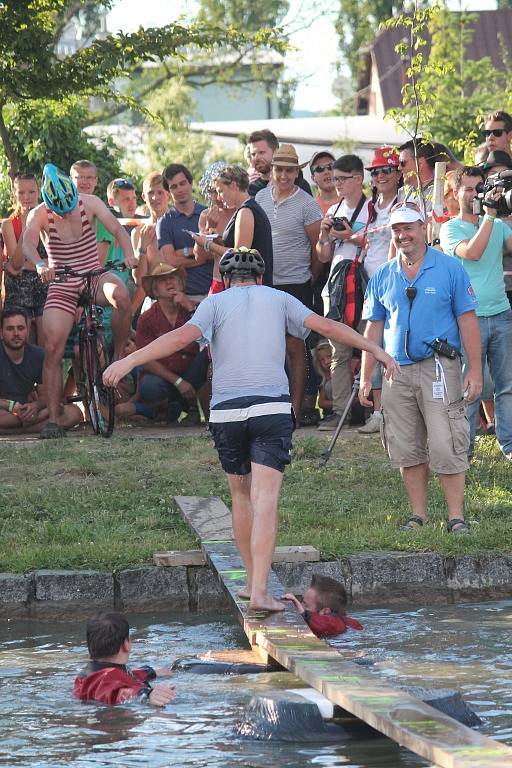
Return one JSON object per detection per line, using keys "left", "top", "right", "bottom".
{"left": 444, "top": 554, "right": 512, "bottom": 598}
{"left": 188, "top": 566, "right": 230, "bottom": 612}
{"left": 32, "top": 569, "right": 113, "bottom": 616}
{"left": 118, "top": 566, "right": 190, "bottom": 611}
{"left": 347, "top": 552, "right": 447, "bottom": 605}
{"left": 0, "top": 573, "right": 32, "bottom": 616}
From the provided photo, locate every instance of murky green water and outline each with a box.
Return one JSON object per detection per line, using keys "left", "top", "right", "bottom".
{"left": 0, "top": 600, "right": 510, "bottom": 767}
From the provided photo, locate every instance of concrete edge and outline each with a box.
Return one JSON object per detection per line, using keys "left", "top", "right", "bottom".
{"left": 0, "top": 552, "right": 510, "bottom": 618}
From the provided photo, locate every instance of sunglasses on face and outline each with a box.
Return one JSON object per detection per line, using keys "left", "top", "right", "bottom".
{"left": 112, "top": 178, "right": 135, "bottom": 190}
{"left": 312, "top": 162, "right": 333, "bottom": 174}
{"left": 369, "top": 166, "right": 397, "bottom": 177}
{"left": 333, "top": 174, "right": 357, "bottom": 183}
{"left": 483, "top": 129, "right": 506, "bottom": 138}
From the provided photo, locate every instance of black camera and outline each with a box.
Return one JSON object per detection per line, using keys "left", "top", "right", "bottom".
{"left": 427, "top": 338, "right": 460, "bottom": 360}
{"left": 474, "top": 171, "right": 512, "bottom": 217}
{"left": 332, "top": 217, "right": 349, "bottom": 231}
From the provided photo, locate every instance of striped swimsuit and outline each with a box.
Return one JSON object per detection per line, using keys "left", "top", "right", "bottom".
{"left": 44, "top": 199, "right": 101, "bottom": 316}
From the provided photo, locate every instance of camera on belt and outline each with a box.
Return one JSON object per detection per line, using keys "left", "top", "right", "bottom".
{"left": 473, "top": 169, "right": 512, "bottom": 217}
{"left": 426, "top": 338, "right": 461, "bottom": 360}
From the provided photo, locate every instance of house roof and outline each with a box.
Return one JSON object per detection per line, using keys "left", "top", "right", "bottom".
{"left": 361, "top": 9, "right": 512, "bottom": 113}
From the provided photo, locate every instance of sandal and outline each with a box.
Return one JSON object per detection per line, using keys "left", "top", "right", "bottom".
{"left": 39, "top": 422, "right": 66, "bottom": 440}
{"left": 399, "top": 515, "right": 426, "bottom": 531}
{"left": 447, "top": 518, "right": 470, "bottom": 535}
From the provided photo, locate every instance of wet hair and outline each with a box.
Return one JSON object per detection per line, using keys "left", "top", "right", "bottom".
{"left": 0, "top": 306, "right": 30, "bottom": 327}
{"left": 162, "top": 163, "right": 193, "bottom": 190}
{"left": 11, "top": 173, "right": 39, "bottom": 217}
{"left": 310, "top": 574, "right": 347, "bottom": 616}
{"left": 333, "top": 154, "right": 364, "bottom": 175}
{"left": 453, "top": 165, "right": 484, "bottom": 191}
{"left": 484, "top": 110, "right": 512, "bottom": 133}
{"left": 216, "top": 164, "right": 249, "bottom": 192}
{"left": 86, "top": 612, "right": 130, "bottom": 659}
{"left": 248, "top": 129, "right": 279, "bottom": 151}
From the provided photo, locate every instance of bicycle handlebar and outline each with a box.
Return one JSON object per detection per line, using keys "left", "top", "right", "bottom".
{"left": 53, "top": 262, "right": 128, "bottom": 278}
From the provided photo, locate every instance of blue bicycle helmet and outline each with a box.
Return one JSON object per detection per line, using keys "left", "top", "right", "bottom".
{"left": 41, "top": 163, "right": 78, "bottom": 215}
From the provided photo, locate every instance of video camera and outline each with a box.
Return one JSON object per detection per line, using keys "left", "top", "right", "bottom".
{"left": 474, "top": 169, "right": 512, "bottom": 217}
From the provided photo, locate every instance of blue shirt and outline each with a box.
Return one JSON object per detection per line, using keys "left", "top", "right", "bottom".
{"left": 362, "top": 247, "right": 478, "bottom": 365}
{"left": 156, "top": 202, "right": 212, "bottom": 296}
{"left": 187, "top": 285, "right": 311, "bottom": 406}
{"left": 439, "top": 216, "right": 510, "bottom": 317}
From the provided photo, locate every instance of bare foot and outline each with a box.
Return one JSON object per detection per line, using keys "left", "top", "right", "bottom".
{"left": 237, "top": 586, "right": 251, "bottom": 600}
{"left": 249, "top": 595, "right": 285, "bottom": 612}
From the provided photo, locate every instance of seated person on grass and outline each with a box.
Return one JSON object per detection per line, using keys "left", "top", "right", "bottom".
{"left": 74, "top": 612, "right": 176, "bottom": 707}
{"left": 282, "top": 574, "right": 363, "bottom": 638}
{"left": 134, "top": 264, "right": 208, "bottom": 424}
{"left": 0, "top": 306, "right": 82, "bottom": 433}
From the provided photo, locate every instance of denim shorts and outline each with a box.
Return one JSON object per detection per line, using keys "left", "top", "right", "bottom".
{"left": 209, "top": 396, "right": 294, "bottom": 475}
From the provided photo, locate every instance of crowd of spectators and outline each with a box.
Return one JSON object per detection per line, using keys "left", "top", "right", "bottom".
{"left": 0, "top": 111, "right": 511, "bottom": 452}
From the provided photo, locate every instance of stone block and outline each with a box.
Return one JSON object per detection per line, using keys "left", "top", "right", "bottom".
{"left": 32, "top": 570, "right": 114, "bottom": 616}
{"left": 347, "top": 552, "right": 447, "bottom": 605}
{"left": 118, "top": 566, "right": 190, "bottom": 611}
{"left": 444, "top": 554, "right": 512, "bottom": 598}
{"left": 188, "top": 566, "right": 230, "bottom": 612}
{"left": 0, "top": 573, "right": 32, "bottom": 616}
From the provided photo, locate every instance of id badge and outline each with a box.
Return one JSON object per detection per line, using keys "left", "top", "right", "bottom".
{"left": 432, "top": 381, "right": 444, "bottom": 399}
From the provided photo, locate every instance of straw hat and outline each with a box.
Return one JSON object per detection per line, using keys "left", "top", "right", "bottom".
{"left": 271, "top": 143, "right": 308, "bottom": 169}
{"left": 141, "top": 263, "right": 186, "bottom": 299}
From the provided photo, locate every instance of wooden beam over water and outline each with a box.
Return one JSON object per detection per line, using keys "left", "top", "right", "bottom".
{"left": 175, "top": 495, "right": 512, "bottom": 768}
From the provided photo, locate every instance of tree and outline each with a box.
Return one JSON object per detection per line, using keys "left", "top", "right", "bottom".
{"left": 197, "top": 0, "right": 289, "bottom": 30}
{"left": 0, "top": 1, "right": 286, "bottom": 177}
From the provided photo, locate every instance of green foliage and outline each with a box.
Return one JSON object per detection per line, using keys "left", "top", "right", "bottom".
{"left": 197, "top": 0, "right": 289, "bottom": 31}
{"left": 384, "top": 3, "right": 512, "bottom": 160}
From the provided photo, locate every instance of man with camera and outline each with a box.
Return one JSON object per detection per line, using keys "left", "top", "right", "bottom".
{"left": 440, "top": 166, "right": 512, "bottom": 462}
{"left": 316, "top": 155, "right": 370, "bottom": 430}
{"left": 360, "top": 202, "right": 481, "bottom": 534}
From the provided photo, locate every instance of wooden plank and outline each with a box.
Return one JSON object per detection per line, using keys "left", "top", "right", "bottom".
{"left": 174, "top": 495, "right": 233, "bottom": 541}
{"left": 175, "top": 496, "right": 512, "bottom": 768}
{"left": 153, "top": 544, "right": 320, "bottom": 567}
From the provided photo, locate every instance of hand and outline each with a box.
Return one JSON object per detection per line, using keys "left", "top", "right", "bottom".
{"left": 124, "top": 251, "right": 138, "bottom": 269}
{"left": 358, "top": 380, "right": 373, "bottom": 408}
{"left": 149, "top": 682, "right": 176, "bottom": 707}
{"left": 375, "top": 349, "right": 400, "bottom": 381}
{"left": 335, "top": 223, "right": 354, "bottom": 242}
{"left": 482, "top": 187, "right": 501, "bottom": 212}
{"left": 281, "top": 593, "right": 304, "bottom": 613}
{"left": 37, "top": 265, "right": 55, "bottom": 283}
{"left": 103, "top": 359, "right": 134, "bottom": 388}
{"left": 169, "top": 289, "right": 193, "bottom": 311}
{"left": 320, "top": 215, "right": 334, "bottom": 238}
{"left": 206, "top": 204, "right": 221, "bottom": 230}
{"left": 14, "top": 402, "right": 40, "bottom": 423}
{"left": 463, "top": 372, "right": 482, "bottom": 403}
{"left": 139, "top": 223, "right": 156, "bottom": 249}
{"left": 176, "top": 378, "right": 196, "bottom": 402}
{"left": 153, "top": 666, "right": 174, "bottom": 677}
{"left": 248, "top": 168, "right": 261, "bottom": 183}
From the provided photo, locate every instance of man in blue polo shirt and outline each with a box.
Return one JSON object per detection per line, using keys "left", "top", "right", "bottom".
{"left": 440, "top": 165, "right": 512, "bottom": 461}
{"left": 359, "top": 203, "right": 481, "bottom": 534}
{"left": 157, "top": 164, "right": 212, "bottom": 302}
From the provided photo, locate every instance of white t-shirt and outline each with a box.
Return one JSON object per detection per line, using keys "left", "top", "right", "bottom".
{"left": 364, "top": 199, "right": 394, "bottom": 278}
{"left": 321, "top": 198, "right": 370, "bottom": 298}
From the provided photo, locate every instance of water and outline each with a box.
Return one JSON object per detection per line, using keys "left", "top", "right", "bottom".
{"left": 0, "top": 600, "right": 510, "bottom": 768}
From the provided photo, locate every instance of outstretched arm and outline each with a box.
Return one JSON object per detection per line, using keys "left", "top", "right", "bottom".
{"left": 103, "top": 324, "right": 202, "bottom": 387}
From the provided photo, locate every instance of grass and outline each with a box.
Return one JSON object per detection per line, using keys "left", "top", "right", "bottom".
{"left": 0, "top": 431, "right": 510, "bottom": 572}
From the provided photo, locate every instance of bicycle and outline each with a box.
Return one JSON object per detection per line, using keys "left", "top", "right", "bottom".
{"left": 55, "top": 263, "right": 125, "bottom": 437}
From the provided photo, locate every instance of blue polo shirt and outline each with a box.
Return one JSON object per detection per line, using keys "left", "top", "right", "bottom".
{"left": 156, "top": 202, "right": 212, "bottom": 296}
{"left": 362, "top": 247, "right": 478, "bottom": 365}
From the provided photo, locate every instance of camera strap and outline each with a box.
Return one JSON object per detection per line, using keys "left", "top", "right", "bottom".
{"left": 331, "top": 194, "right": 367, "bottom": 227}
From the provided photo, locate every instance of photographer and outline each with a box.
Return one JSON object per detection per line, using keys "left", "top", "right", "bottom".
{"left": 316, "top": 155, "right": 370, "bottom": 430}
{"left": 360, "top": 203, "right": 481, "bottom": 534}
{"left": 440, "top": 166, "right": 512, "bottom": 462}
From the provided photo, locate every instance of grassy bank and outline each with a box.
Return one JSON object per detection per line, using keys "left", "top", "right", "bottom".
{"left": 0, "top": 431, "right": 510, "bottom": 572}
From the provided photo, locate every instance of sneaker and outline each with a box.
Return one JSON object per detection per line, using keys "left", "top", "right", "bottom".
{"left": 317, "top": 412, "right": 340, "bottom": 431}
{"left": 358, "top": 411, "right": 382, "bottom": 434}
{"left": 299, "top": 407, "right": 320, "bottom": 427}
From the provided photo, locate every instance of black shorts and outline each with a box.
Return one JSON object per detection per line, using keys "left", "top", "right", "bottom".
{"left": 274, "top": 280, "right": 313, "bottom": 310}
{"left": 209, "top": 396, "right": 294, "bottom": 475}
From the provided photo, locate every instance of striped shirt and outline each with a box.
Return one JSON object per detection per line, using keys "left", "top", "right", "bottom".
{"left": 46, "top": 199, "right": 100, "bottom": 273}
{"left": 255, "top": 186, "right": 322, "bottom": 286}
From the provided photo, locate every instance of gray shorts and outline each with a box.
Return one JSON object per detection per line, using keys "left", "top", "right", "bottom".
{"left": 381, "top": 357, "right": 469, "bottom": 474}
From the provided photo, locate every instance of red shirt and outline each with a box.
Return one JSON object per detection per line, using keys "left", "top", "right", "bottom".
{"left": 136, "top": 302, "right": 199, "bottom": 375}
{"left": 74, "top": 662, "right": 155, "bottom": 705}
{"left": 304, "top": 611, "right": 364, "bottom": 638}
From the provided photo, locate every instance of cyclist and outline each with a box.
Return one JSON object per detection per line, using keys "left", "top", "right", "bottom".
{"left": 103, "top": 247, "right": 399, "bottom": 612}
{"left": 23, "top": 164, "right": 137, "bottom": 439}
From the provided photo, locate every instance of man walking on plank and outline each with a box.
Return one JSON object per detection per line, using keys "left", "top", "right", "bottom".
{"left": 104, "top": 247, "right": 399, "bottom": 611}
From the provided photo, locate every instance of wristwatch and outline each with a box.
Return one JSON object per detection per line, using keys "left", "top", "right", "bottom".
{"left": 183, "top": 246, "right": 190, "bottom": 257}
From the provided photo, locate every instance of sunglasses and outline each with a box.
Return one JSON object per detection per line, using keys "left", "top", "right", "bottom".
{"left": 333, "top": 174, "right": 357, "bottom": 183}
{"left": 390, "top": 201, "right": 422, "bottom": 213}
{"left": 112, "top": 178, "right": 135, "bottom": 190}
{"left": 312, "top": 162, "right": 333, "bottom": 174}
{"left": 482, "top": 129, "right": 506, "bottom": 138}
{"left": 369, "top": 166, "right": 397, "bottom": 177}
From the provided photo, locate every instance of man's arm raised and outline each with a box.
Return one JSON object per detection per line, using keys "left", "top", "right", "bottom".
{"left": 103, "top": 324, "right": 202, "bottom": 387}
{"left": 303, "top": 314, "right": 399, "bottom": 379}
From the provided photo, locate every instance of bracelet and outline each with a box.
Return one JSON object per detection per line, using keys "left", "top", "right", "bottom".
{"left": 484, "top": 213, "right": 496, "bottom": 222}
{"left": 7, "top": 400, "right": 15, "bottom": 413}
{"left": 174, "top": 376, "right": 183, "bottom": 387}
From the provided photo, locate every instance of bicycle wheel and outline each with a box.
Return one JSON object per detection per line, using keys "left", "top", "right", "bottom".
{"left": 79, "top": 330, "right": 115, "bottom": 437}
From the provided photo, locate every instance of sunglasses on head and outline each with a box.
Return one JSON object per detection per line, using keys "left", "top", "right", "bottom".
{"left": 312, "top": 162, "right": 333, "bottom": 174}
{"left": 369, "top": 166, "right": 397, "bottom": 177}
{"left": 483, "top": 129, "right": 506, "bottom": 138}
{"left": 112, "top": 178, "right": 135, "bottom": 190}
